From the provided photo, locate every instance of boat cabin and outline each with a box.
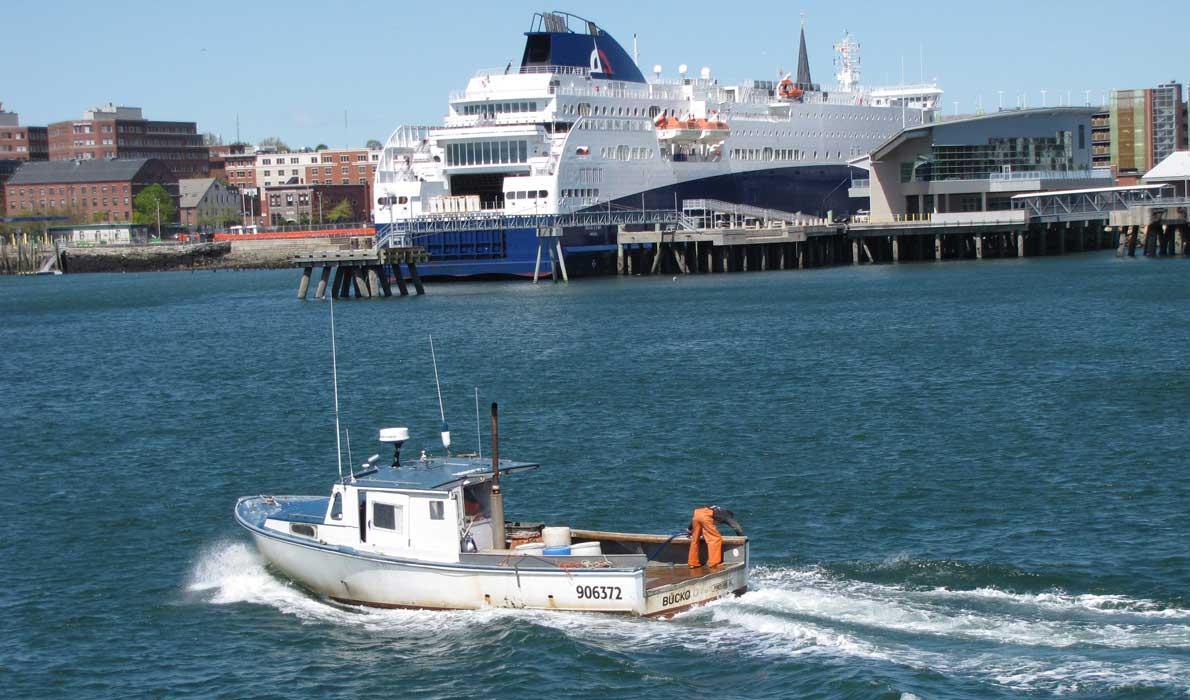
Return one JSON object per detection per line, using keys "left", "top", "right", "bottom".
{"left": 260, "top": 453, "right": 539, "bottom": 562}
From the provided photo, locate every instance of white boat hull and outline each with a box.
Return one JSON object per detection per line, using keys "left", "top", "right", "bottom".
{"left": 248, "top": 528, "right": 746, "bottom": 617}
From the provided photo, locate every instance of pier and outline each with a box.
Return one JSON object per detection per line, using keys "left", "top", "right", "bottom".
{"left": 292, "top": 245, "right": 429, "bottom": 300}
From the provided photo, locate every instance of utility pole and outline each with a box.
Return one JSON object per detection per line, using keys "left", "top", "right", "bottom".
{"left": 155, "top": 198, "right": 161, "bottom": 239}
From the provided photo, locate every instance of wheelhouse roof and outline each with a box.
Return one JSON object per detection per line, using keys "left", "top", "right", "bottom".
{"left": 347, "top": 455, "right": 539, "bottom": 491}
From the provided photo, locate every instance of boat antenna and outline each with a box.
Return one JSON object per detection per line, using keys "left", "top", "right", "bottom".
{"left": 346, "top": 427, "right": 355, "bottom": 479}
{"left": 329, "top": 289, "right": 343, "bottom": 481}
{"left": 474, "top": 387, "right": 482, "bottom": 458}
{"left": 429, "top": 335, "right": 451, "bottom": 451}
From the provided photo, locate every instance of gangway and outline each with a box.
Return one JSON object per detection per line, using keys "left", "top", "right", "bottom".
{"left": 1011, "top": 184, "right": 1172, "bottom": 222}
{"left": 681, "top": 199, "right": 815, "bottom": 228}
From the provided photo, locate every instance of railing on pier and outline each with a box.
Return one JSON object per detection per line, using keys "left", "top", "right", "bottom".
{"left": 1011, "top": 184, "right": 1173, "bottom": 222}
{"left": 681, "top": 199, "right": 819, "bottom": 228}
{"left": 375, "top": 208, "right": 698, "bottom": 248}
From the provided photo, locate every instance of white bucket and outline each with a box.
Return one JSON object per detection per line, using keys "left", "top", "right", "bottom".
{"left": 514, "top": 542, "right": 545, "bottom": 555}
{"left": 569, "top": 541, "right": 602, "bottom": 556}
{"left": 542, "top": 526, "right": 572, "bottom": 548}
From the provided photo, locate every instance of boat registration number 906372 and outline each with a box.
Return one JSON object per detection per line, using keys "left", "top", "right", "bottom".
{"left": 576, "top": 585, "right": 622, "bottom": 600}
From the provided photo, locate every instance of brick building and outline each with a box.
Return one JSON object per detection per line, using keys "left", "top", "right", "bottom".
{"left": 0, "top": 104, "right": 49, "bottom": 161}
{"left": 262, "top": 183, "right": 367, "bottom": 225}
{"left": 224, "top": 151, "right": 259, "bottom": 193}
{"left": 207, "top": 142, "right": 249, "bottom": 182}
{"left": 4, "top": 158, "right": 177, "bottom": 222}
{"left": 254, "top": 147, "right": 381, "bottom": 207}
{"left": 47, "top": 104, "right": 208, "bottom": 179}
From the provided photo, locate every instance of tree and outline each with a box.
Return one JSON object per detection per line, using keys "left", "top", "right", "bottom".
{"left": 258, "top": 136, "right": 290, "bottom": 152}
{"left": 366, "top": 139, "right": 382, "bottom": 150}
{"left": 315, "top": 143, "right": 329, "bottom": 151}
{"left": 326, "top": 198, "right": 354, "bottom": 223}
{"left": 133, "top": 184, "right": 177, "bottom": 228}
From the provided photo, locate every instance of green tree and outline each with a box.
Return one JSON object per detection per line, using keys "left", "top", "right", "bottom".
{"left": 365, "top": 139, "right": 382, "bottom": 150}
{"left": 258, "top": 136, "right": 290, "bottom": 152}
{"left": 133, "top": 184, "right": 177, "bottom": 228}
{"left": 315, "top": 143, "right": 329, "bottom": 151}
{"left": 326, "top": 198, "right": 355, "bottom": 222}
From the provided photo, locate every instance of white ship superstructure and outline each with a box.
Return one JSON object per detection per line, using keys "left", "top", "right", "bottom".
{"left": 372, "top": 11, "right": 941, "bottom": 276}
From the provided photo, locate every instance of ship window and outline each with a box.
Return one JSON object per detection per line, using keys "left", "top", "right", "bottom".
{"left": 290, "top": 523, "right": 316, "bottom": 538}
{"left": 517, "top": 141, "right": 527, "bottom": 162}
{"left": 539, "top": 190, "right": 548, "bottom": 198}
{"left": 499, "top": 141, "right": 509, "bottom": 164}
{"left": 330, "top": 493, "right": 342, "bottom": 520}
{"left": 527, "top": 190, "right": 537, "bottom": 199}
{"left": 373, "top": 503, "right": 401, "bottom": 531}
{"left": 429, "top": 501, "right": 445, "bottom": 520}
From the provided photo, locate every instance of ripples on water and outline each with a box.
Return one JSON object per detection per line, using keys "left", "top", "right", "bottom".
{"left": 2, "top": 255, "right": 1189, "bottom": 699}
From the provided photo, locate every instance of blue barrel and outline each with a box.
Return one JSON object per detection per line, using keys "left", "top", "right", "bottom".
{"left": 542, "top": 546, "right": 571, "bottom": 556}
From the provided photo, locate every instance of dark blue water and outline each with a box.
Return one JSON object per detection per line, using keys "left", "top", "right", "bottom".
{"left": 2, "top": 254, "right": 1188, "bottom": 699}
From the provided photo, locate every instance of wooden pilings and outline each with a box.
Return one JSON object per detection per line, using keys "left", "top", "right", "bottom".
{"left": 293, "top": 247, "right": 428, "bottom": 300}
{"left": 616, "top": 219, "right": 1142, "bottom": 277}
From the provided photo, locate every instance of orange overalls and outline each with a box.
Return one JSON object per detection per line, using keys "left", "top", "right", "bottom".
{"left": 687, "top": 507, "right": 723, "bottom": 568}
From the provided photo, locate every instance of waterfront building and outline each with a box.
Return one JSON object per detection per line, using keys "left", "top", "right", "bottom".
{"left": 260, "top": 183, "right": 367, "bottom": 226}
{"left": 860, "top": 107, "right": 1109, "bottom": 222}
{"left": 224, "top": 152, "right": 258, "bottom": 193}
{"left": 178, "top": 178, "right": 240, "bottom": 231}
{"left": 1090, "top": 108, "right": 1110, "bottom": 171}
{"left": 1108, "top": 82, "right": 1187, "bottom": 181}
{"left": 46, "top": 222, "right": 153, "bottom": 245}
{"left": 47, "top": 104, "right": 208, "bottom": 179}
{"left": 207, "top": 143, "right": 249, "bottom": 182}
{"left": 0, "top": 104, "right": 49, "bottom": 161}
{"left": 1142, "top": 150, "right": 1190, "bottom": 198}
{"left": 3, "top": 157, "right": 178, "bottom": 222}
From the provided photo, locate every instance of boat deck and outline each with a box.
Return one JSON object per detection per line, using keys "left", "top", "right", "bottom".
{"left": 644, "top": 561, "right": 745, "bottom": 591}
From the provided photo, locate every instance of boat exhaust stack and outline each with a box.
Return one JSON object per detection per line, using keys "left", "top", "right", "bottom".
{"left": 489, "top": 402, "right": 506, "bottom": 550}
{"left": 379, "top": 427, "right": 411, "bottom": 467}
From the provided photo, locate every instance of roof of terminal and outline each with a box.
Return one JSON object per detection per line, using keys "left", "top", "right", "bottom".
{"left": 1143, "top": 151, "right": 1190, "bottom": 181}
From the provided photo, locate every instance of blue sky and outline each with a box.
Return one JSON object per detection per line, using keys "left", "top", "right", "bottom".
{"left": 2, "top": 1, "right": 1186, "bottom": 148}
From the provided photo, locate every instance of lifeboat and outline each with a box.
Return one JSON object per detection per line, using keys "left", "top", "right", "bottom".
{"left": 697, "top": 118, "right": 730, "bottom": 144}
{"left": 654, "top": 116, "right": 701, "bottom": 142}
{"left": 777, "top": 78, "right": 804, "bottom": 102}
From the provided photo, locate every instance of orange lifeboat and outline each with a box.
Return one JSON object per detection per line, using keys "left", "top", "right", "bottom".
{"left": 655, "top": 115, "right": 701, "bottom": 141}
{"left": 778, "top": 78, "right": 804, "bottom": 101}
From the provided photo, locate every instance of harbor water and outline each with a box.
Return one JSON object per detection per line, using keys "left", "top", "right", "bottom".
{"left": 1, "top": 253, "right": 1187, "bottom": 699}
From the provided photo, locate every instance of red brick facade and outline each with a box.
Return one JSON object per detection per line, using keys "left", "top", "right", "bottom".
{"left": 0, "top": 125, "right": 49, "bottom": 161}
{"left": 301, "top": 148, "right": 379, "bottom": 207}
{"left": 47, "top": 106, "right": 208, "bottom": 179}
{"left": 4, "top": 159, "right": 178, "bottom": 223}
{"left": 261, "top": 183, "right": 367, "bottom": 225}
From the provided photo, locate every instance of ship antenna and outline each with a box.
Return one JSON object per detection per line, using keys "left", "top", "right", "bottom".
{"left": 430, "top": 335, "right": 451, "bottom": 452}
{"left": 475, "top": 387, "right": 482, "bottom": 458}
{"left": 329, "top": 289, "right": 344, "bottom": 481}
{"left": 345, "top": 426, "right": 354, "bottom": 479}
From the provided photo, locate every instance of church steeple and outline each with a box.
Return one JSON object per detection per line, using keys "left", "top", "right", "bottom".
{"left": 795, "top": 13, "right": 813, "bottom": 89}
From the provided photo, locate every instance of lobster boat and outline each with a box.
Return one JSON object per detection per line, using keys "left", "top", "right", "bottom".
{"left": 235, "top": 407, "right": 749, "bottom": 617}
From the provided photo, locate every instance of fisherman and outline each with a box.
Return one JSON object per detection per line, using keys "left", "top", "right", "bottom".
{"left": 687, "top": 505, "right": 724, "bottom": 569}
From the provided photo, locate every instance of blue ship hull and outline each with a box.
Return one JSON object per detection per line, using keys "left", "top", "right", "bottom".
{"left": 376, "top": 165, "right": 860, "bottom": 279}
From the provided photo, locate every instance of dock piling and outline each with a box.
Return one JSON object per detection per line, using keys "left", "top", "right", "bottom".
{"left": 297, "top": 266, "right": 313, "bottom": 299}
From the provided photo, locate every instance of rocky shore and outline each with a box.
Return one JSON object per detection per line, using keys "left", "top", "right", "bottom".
{"left": 58, "top": 236, "right": 373, "bottom": 274}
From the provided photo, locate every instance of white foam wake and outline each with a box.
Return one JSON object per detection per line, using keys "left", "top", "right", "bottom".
{"left": 185, "top": 544, "right": 1190, "bottom": 694}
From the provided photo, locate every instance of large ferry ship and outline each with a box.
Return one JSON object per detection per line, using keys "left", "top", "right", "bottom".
{"left": 373, "top": 11, "right": 941, "bottom": 277}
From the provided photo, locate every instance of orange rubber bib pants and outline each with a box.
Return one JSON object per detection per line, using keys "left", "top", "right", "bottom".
{"left": 687, "top": 507, "right": 723, "bottom": 568}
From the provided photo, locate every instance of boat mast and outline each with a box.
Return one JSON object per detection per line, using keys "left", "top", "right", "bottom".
{"left": 329, "top": 293, "right": 343, "bottom": 481}
{"left": 430, "top": 336, "right": 451, "bottom": 452}
{"left": 489, "top": 402, "right": 506, "bottom": 550}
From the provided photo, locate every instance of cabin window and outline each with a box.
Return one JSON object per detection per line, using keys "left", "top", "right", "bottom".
{"left": 373, "top": 503, "right": 402, "bottom": 531}
{"left": 290, "top": 523, "right": 316, "bottom": 538}
{"left": 330, "top": 493, "right": 342, "bottom": 520}
{"left": 429, "top": 501, "right": 445, "bottom": 520}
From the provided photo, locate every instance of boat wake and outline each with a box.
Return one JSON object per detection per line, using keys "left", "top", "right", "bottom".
{"left": 187, "top": 543, "right": 1190, "bottom": 695}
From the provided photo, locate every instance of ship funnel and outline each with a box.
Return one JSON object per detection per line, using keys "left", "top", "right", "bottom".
{"left": 379, "top": 426, "right": 410, "bottom": 467}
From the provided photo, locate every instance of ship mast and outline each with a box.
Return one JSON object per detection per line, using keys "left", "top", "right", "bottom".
{"left": 833, "top": 31, "right": 861, "bottom": 93}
